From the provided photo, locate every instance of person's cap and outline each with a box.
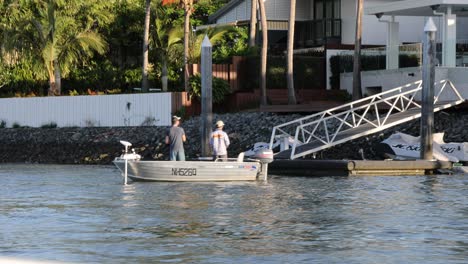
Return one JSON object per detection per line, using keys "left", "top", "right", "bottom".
{"left": 172, "top": 115, "right": 181, "bottom": 121}
{"left": 216, "top": 120, "right": 224, "bottom": 127}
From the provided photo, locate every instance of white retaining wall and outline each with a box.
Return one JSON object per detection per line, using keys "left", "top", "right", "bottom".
{"left": 0, "top": 93, "right": 172, "bottom": 127}
{"left": 340, "top": 67, "right": 468, "bottom": 101}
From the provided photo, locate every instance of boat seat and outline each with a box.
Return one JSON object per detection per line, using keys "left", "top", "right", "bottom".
{"left": 237, "top": 152, "right": 245, "bottom": 162}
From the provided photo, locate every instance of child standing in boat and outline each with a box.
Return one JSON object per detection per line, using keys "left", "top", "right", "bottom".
{"left": 210, "top": 120, "right": 230, "bottom": 161}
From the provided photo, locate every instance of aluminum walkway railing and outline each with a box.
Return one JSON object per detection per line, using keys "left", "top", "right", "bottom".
{"left": 270, "top": 80, "right": 465, "bottom": 160}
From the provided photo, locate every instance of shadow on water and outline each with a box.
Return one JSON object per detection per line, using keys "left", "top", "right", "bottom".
{"left": 0, "top": 164, "right": 467, "bottom": 263}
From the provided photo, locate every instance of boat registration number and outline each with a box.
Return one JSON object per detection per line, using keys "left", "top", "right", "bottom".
{"left": 172, "top": 168, "right": 197, "bottom": 176}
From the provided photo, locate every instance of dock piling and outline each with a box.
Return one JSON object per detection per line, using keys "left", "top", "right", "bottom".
{"left": 201, "top": 35, "right": 213, "bottom": 157}
{"left": 420, "top": 18, "right": 437, "bottom": 161}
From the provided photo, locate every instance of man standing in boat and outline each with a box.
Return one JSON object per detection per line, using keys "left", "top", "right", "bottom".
{"left": 165, "top": 115, "right": 186, "bottom": 161}
{"left": 210, "top": 120, "right": 230, "bottom": 161}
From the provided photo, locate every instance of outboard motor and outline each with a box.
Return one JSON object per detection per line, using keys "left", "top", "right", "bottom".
{"left": 253, "top": 149, "right": 274, "bottom": 180}
{"left": 254, "top": 148, "right": 274, "bottom": 164}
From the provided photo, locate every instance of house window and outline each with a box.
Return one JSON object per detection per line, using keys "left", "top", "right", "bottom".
{"left": 333, "top": 0, "right": 341, "bottom": 19}
{"left": 325, "top": 1, "right": 333, "bottom": 18}
{"left": 314, "top": 0, "right": 341, "bottom": 20}
{"left": 314, "top": 0, "right": 341, "bottom": 39}
{"left": 296, "top": 0, "right": 341, "bottom": 47}
{"left": 315, "top": 2, "right": 323, "bottom": 20}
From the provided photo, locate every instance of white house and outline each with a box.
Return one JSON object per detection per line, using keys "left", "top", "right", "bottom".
{"left": 208, "top": 0, "right": 468, "bottom": 92}
{"left": 348, "top": 0, "right": 468, "bottom": 98}
{"left": 208, "top": 0, "right": 468, "bottom": 48}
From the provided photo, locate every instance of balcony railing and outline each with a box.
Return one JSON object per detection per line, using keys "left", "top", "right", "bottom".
{"left": 296, "top": 19, "right": 341, "bottom": 47}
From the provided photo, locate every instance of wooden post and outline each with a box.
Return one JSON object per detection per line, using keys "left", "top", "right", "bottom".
{"left": 201, "top": 35, "right": 213, "bottom": 157}
{"left": 420, "top": 18, "right": 437, "bottom": 160}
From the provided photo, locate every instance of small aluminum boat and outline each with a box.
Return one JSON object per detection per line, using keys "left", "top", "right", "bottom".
{"left": 113, "top": 141, "right": 273, "bottom": 182}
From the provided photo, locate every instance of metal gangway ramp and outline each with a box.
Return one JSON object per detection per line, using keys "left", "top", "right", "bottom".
{"left": 270, "top": 80, "right": 465, "bottom": 160}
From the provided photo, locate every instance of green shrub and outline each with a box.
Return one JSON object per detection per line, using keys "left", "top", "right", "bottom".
{"left": 329, "top": 54, "right": 420, "bottom": 90}
{"left": 64, "top": 60, "right": 127, "bottom": 94}
{"left": 212, "top": 27, "right": 250, "bottom": 63}
{"left": 244, "top": 55, "right": 324, "bottom": 91}
{"left": 122, "top": 68, "right": 141, "bottom": 87}
{"left": 399, "top": 54, "right": 420, "bottom": 68}
{"left": 268, "top": 66, "right": 286, "bottom": 88}
{"left": 189, "top": 74, "right": 231, "bottom": 104}
{"left": 41, "top": 122, "right": 58, "bottom": 128}
{"left": 0, "top": 120, "right": 6, "bottom": 128}
{"left": 0, "top": 58, "right": 48, "bottom": 97}
{"left": 174, "top": 106, "right": 187, "bottom": 119}
{"left": 329, "top": 55, "right": 342, "bottom": 90}
{"left": 293, "top": 56, "right": 323, "bottom": 90}
{"left": 12, "top": 122, "right": 21, "bottom": 128}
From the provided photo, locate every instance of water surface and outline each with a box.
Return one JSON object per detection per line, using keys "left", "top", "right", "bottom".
{"left": 1, "top": 164, "right": 467, "bottom": 263}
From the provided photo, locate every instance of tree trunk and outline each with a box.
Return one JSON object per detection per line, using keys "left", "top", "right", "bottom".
{"left": 287, "top": 0, "right": 297, "bottom": 105}
{"left": 48, "top": 60, "right": 60, "bottom": 96}
{"left": 54, "top": 60, "right": 61, "bottom": 95}
{"left": 162, "top": 58, "right": 168, "bottom": 92}
{"left": 249, "top": 0, "right": 257, "bottom": 47}
{"left": 46, "top": 2, "right": 58, "bottom": 96}
{"left": 48, "top": 73, "right": 56, "bottom": 96}
{"left": 183, "top": 0, "right": 192, "bottom": 94}
{"left": 118, "top": 44, "right": 124, "bottom": 68}
{"left": 352, "top": 0, "right": 363, "bottom": 100}
{"left": 257, "top": 0, "right": 268, "bottom": 106}
{"left": 142, "top": 0, "right": 151, "bottom": 92}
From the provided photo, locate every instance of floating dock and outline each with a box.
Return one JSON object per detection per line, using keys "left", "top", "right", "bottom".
{"left": 269, "top": 159, "right": 453, "bottom": 176}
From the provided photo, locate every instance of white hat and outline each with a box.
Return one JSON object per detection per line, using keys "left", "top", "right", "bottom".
{"left": 172, "top": 115, "right": 181, "bottom": 121}
{"left": 216, "top": 120, "right": 225, "bottom": 127}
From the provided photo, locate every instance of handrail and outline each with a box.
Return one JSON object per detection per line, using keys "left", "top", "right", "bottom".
{"left": 269, "top": 79, "right": 464, "bottom": 160}
{"left": 269, "top": 80, "right": 423, "bottom": 148}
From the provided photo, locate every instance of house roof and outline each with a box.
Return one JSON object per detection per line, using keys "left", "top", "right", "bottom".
{"left": 366, "top": 0, "right": 468, "bottom": 17}
{"left": 208, "top": 0, "right": 244, "bottom": 23}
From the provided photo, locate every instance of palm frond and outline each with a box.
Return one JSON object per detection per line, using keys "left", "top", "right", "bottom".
{"left": 167, "top": 27, "right": 184, "bottom": 47}
{"left": 189, "top": 25, "right": 231, "bottom": 61}
{"left": 41, "top": 41, "right": 57, "bottom": 76}
{"left": 58, "top": 31, "right": 107, "bottom": 75}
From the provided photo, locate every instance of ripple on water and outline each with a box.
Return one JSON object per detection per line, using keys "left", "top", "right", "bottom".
{"left": 0, "top": 164, "right": 467, "bottom": 263}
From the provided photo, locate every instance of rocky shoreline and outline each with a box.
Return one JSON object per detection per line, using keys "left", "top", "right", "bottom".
{"left": 1, "top": 110, "right": 467, "bottom": 165}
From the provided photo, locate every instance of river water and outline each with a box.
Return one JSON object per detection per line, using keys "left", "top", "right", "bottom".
{"left": 0, "top": 164, "right": 467, "bottom": 264}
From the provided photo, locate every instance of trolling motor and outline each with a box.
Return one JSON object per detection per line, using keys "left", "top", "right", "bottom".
{"left": 118, "top": 140, "right": 141, "bottom": 185}
{"left": 119, "top": 140, "right": 141, "bottom": 160}
{"left": 120, "top": 140, "right": 132, "bottom": 153}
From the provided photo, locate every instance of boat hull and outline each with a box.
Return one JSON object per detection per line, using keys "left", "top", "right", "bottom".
{"left": 113, "top": 159, "right": 262, "bottom": 182}
{"left": 377, "top": 132, "right": 468, "bottom": 162}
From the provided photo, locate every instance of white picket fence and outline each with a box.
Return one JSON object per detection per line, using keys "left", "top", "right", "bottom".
{"left": 0, "top": 93, "right": 172, "bottom": 127}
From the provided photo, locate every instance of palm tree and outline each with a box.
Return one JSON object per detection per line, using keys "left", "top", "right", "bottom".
{"left": 162, "top": 0, "right": 195, "bottom": 93}
{"left": 153, "top": 4, "right": 184, "bottom": 92}
{"left": 257, "top": 0, "right": 268, "bottom": 105}
{"left": 286, "top": 0, "right": 297, "bottom": 105}
{"left": 249, "top": 0, "right": 256, "bottom": 47}
{"left": 353, "top": 0, "right": 364, "bottom": 100}
{"left": 156, "top": 1, "right": 225, "bottom": 92}
{"left": 4, "top": 0, "right": 110, "bottom": 96}
{"left": 142, "top": 0, "right": 152, "bottom": 92}
{"left": 189, "top": 26, "right": 231, "bottom": 61}
{"left": 183, "top": 0, "right": 194, "bottom": 94}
